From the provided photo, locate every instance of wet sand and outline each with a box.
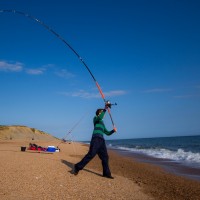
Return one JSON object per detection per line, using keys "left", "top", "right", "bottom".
{"left": 0, "top": 140, "right": 200, "bottom": 200}
{"left": 114, "top": 148, "right": 200, "bottom": 182}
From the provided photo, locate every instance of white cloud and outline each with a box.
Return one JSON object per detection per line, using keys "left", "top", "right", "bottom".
{"left": 55, "top": 69, "right": 75, "bottom": 79}
{"left": 0, "top": 60, "right": 23, "bottom": 72}
{"left": 142, "top": 88, "right": 172, "bottom": 93}
{"left": 174, "top": 94, "right": 200, "bottom": 99}
{"left": 42, "top": 64, "right": 55, "bottom": 68}
{"left": 26, "top": 68, "right": 45, "bottom": 75}
{"left": 104, "top": 90, "right": 127, "bottom": 97}
{"left": 59, "top": 90, "right": 99, "bottom": 98}
{"left": 59, "top": 89, "right": 127, "bottom": 99}
{"left": 25, "top": 64, "right": 56, "bottom": 75}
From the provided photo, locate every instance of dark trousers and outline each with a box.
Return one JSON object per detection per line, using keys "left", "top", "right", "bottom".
{"left": 75, "top": 136, "right": 111, "bottom": 176}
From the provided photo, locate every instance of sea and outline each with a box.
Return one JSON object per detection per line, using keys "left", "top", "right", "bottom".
{"left": 105, "top": 135, "right": 200, "bottom": 182}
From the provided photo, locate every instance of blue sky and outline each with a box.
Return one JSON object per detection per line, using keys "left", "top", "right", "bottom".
{"left": 0, "top": 0, "right": 200, "bottom": 141}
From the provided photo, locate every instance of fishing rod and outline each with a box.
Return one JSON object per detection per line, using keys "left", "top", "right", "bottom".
{"left": 0, "top": 9, "right": 117, "bottom": 128}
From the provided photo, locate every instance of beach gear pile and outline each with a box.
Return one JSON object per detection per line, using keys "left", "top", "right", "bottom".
{"left": 28, "top": 143, "right": 60, "bottom": 152}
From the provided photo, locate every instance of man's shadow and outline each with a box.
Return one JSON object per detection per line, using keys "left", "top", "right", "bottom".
{"left": 61, "top": 159, "right": 102, "bottom": 177}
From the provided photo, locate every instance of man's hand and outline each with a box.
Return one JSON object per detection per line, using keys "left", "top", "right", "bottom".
{"left": 105, "top": 101, "right": 111, "bottom": 109}
{"left": 113, "top": 127, "right": 117, "bottom": 132}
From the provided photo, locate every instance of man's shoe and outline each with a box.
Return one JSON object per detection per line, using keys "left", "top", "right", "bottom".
{"left": 103, "top": 175, "right": 114, "bottom": 179}
{"left": 73, "top": 165, "right": 79, "bottom": 175}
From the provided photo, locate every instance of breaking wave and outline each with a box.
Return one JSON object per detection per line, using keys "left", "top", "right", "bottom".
{"left": 109, "top": 144, "right": 200, "bottom": 166}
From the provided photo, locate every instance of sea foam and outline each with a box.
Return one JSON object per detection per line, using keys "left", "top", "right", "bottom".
{"left": 112, "top": 145, "right": 200, "bottom": 166}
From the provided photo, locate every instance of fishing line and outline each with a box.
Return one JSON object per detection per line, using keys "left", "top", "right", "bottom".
{"left": 0, "top": 9, "right": 116, "bottom": 128}
{"left": 70, "top": 136, "right": 78, "bottom": 157}
{"left": 58, "top": 130, "right": 79, "bottom": 157}
{"left": 57, "top": 113, "right": 86, "bottom": 148}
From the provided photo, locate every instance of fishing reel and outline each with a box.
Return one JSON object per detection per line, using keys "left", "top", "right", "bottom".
{"left": 105, "top": 100, "right": 117, "bottom": 109}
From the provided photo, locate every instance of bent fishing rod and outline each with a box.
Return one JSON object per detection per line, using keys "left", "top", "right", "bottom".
{"left": 0, "top": 9, "right": 116, "bottom": 128}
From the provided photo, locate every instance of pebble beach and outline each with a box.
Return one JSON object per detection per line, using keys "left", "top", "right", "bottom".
{"left": 0, "top": 139, "right": 200, "bottom": 200}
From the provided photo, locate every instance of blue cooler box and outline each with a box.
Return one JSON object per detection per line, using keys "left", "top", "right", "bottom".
{"left": 47, "top": 146, "right": 56, "bottom": 152}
